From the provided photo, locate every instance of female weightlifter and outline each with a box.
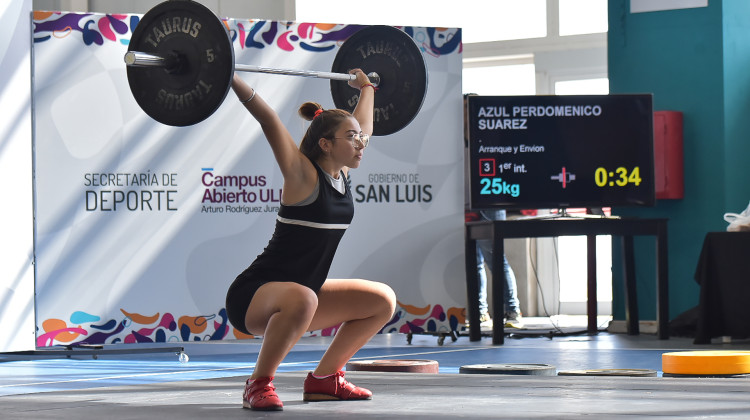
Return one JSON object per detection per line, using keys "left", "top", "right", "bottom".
{"left": 225, "top": 69, "right": 397, "bottom": 411}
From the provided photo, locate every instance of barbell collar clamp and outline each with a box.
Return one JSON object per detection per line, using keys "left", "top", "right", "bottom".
{"left": 124, "top": 51, "right": 178, "bottom": 69}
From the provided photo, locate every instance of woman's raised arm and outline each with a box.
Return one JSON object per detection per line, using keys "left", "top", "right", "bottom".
{"left": 231, "top": 74, "right": 313, "bottom": 186}
{"left": 348, "top": 69, "right": 375, "bottom": 136}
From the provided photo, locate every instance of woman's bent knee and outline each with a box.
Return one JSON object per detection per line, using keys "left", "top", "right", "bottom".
{"left": 386, "top": 288, "right": 397, "bottom": 316}
{"left": 244, "top": 282, "right": 318, "bottom": 334}
{"left": 282, "top": 288, "right": 319, "bottom": 318}
{"left": 371, "top": 281, "right": 397, "bottom": 317}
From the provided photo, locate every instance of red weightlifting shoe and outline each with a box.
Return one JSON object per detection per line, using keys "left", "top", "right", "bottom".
{"left": 303, "top": 371, "right": 372, "bottom": 401}
{"left": 242, "top": 376, "right": 283, "bottom": 411}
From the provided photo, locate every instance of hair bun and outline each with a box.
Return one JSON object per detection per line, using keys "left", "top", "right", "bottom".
{"left": 298, "top": 101, "right": 324, "bottom": 121}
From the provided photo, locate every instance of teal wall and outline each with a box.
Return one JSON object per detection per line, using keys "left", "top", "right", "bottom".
{"left": 722, "top": 1, "right": 750, "bottom": 204}
{"left": 607, "top": 0, "right": 750, "bottom": 321}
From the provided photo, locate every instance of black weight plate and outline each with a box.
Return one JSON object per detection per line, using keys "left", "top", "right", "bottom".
{"left": 331, "top": 25, "right": 427, "bottom": 136}
{"left": 459, "top": 363, "right": 557, "bottom": 376}
{"left": 127, "top": 0, "right": 234, "bottom": 126}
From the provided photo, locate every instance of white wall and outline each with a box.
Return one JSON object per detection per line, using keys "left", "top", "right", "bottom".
{"left": 0, "top": 0, "right": 36, "bottom": 352}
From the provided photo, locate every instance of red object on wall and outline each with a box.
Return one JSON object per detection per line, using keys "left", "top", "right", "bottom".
{"left": 653, "top": 111, "right": 684, "bottom": 199}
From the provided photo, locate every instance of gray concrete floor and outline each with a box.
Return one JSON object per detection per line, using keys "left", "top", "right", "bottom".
{"left": 6, "top": 371, "right": 750, "bottom": 419}
{"left": 3, "top": 319, "right": 750, "bottom": 419}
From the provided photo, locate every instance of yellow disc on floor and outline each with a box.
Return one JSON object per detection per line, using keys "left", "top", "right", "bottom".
{"left": 662, "top": 351, "right": 750, "bottom": 375}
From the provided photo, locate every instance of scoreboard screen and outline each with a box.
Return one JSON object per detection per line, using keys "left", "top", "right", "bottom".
{"left": 467, "top": 94, "right": 655, "bottom": 210}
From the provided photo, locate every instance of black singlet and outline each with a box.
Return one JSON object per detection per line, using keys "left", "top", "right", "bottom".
{"left": 225, "top": 162, "right": 353, "bottom": 334}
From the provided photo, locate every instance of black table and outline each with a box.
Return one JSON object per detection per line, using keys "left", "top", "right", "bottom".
{"left": 465, "top": 217, "right": 669, "bottom": 344}
{"left": 694, "top": 231, "right": 750, "bottom": 344}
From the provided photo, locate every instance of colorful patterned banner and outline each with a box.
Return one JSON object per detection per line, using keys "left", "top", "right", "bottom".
{"left": 33, "top": 12, "right": 464, "bottom": 347}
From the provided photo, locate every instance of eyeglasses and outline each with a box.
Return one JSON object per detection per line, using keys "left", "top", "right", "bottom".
{"left": 333, "top": 132, "right": 370, "bottom": 149}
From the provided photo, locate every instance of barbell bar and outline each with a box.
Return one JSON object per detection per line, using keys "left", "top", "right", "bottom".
{"left": 124, "top": 0, "right": 427, "bottom": 134}
{"left": 234, "top": 64, "right": 381, "bottom": 87}
{"left": 124, "top": 50, "right": 381, "bottom": 86}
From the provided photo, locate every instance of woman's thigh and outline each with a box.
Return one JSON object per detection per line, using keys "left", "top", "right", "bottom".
{"left": 244, "top": 281, "right": 318, "bottom": 335}
{"left": 307, "top": 278, "right": 396, "bottom": 332}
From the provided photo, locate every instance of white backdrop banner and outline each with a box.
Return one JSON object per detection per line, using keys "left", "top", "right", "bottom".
{"left": 32, "top": 12, "right": 464, "bottom": 346}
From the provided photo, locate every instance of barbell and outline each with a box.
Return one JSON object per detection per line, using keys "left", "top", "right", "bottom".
{"left": 125, "top": 0, "right": 428, "bottom": 135}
